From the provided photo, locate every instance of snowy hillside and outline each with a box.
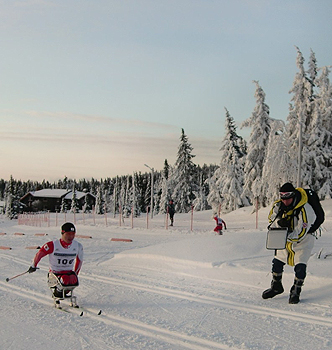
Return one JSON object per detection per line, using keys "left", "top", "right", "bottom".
{"left": 1, "top": 201, "right": 332, "bottom": 350}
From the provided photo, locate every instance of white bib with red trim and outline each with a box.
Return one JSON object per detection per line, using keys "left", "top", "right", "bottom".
{"left": 49, "top": 240, "right": 79, "bottom": 272}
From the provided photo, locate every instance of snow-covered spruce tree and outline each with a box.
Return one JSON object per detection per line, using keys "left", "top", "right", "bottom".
{"left": 152, "top": 172, "right": 162, "bottom": 216}
{"left": 193, "top": 170, "right": 210, "bottom": 211}
{"left": 116, "top": 177, "right": 124, "bottom": 213}
{"left": 208, "top": 108, "right": 248, "bottom": 213}
{"left": 5, "top": 194, "right": 14, "bottom": 219}
{"left": 4, "top": 176, "right": 13, "bottom": 210}
{"left": 4, "top": 176, "right": 19, "bottom": 219}
{"left": 134, "top": 172, "right": 143, "bottom": 216}
{"left": 200, "top": 164, "right": 218, "bottom": 212}
{"left": 95, "top": 185, "right": 104, "bottom": 215}
{"left": 206, "top": 166, "right": 223, "bottom": 213}
{"left": 70, "top": 185, "right": 79, "bottom": 213}
{"left": 223, "top": 108, "right": 247, "bottom": 160}
{"left": 113, "top": 176, "right": 120, "bottom": 215}
{"left": 132, "top": 172, "right": 145, "bottom": 214}
{"left": 171, "top": 128, "right": 197, "bottom": 213}
{"left": 127, "top": 173, "right": 141, "bottom": 217}
{"left": 158, "top": 160, "right": 171, "bottom": 214}
{"left": 221, "top": 148, "right": 248, "bottom": 212}
{"left": 163, "top": 159, "right": 170, "bottom": 180}
{"left": 318, "top": 66, "right": 332, "bottom": 135}
{"left": 82, "top": 194, "right": 92, "bottom": 213}
{"left": 301, "top": 49, "right": 319, "bottom": 188}
{"left": 117, "top": 176, "right": 127, "bottom": 216}
{"left": 121, "top": 175, "right": 132, "bottom": 217}
{"left": 307, "top": 49, "right": 318, "bottom": 93}
{"left": 199, "top": 164, "right": 217, "bottom": 211}
{"left": 286, "top": 47, "right": 316, "bottom": 186}
{"left": 61, "top": 176, "right": 69, "bottom": 190}
{"left": 78, "top": 178, "right": 91, "bottom": 193}
{"left": 307, "top": 65, "right": 332, "bottom": 198}
{"left": 103, "top": 187, "right": 111, "bottom": 213}
{"left": 262, "top": 119, "right": 293, "bottom": 204}
{"left": 60, "top": 197, "right": 67, "bottom": 213}
{"left": 242, "top": 81, "right": 271, "bottom": 207}
{"left": 144, "top": 172, "right": 152, "bottom": 213}
{"left": 159, "top": 174, "right": 169, "bottom": 214}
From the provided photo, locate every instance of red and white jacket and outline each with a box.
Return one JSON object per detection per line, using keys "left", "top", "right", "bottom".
{"left": 32, "top": 239, "right": 83, "bottom": 274}
{"left": 214, "top": 216, "right": 227, "bottom": 231}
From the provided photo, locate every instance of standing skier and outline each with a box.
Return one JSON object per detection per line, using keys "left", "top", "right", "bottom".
{"left": 28, "top": 222, "right": 83, "bottom": 298}
{"left": 167, "top": 199, "right": 175, "bottom": 226}
{"left": 213, "top": 215, "right": 227, "bottom": 235}
{"left": 262, "top": 183, "right": 320, "bottom": 304}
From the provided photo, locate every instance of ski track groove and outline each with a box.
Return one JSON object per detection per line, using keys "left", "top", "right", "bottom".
{"left": 2, "top": 254, "right": 332, "bottom": 329}
{"left": 81, "top": 274, "right": 332, "bottom": 328}
{"left": 0, "top": 281, "right": 237, "bottom": 350}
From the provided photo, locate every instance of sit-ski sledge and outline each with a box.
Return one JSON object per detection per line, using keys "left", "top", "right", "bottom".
{"left": 47, "top": 271, "right": 79, "bottom": 309}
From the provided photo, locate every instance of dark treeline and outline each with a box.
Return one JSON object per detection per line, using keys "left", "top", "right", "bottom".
{"left": 1, "top": 161, "right": 219, "bottom": 218}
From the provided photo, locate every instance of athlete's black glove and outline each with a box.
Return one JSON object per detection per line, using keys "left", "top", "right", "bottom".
{"left": 277, "top": 217, "right": 291, "bottom": 229}
{"left": 28, "top": 266, "right": 37, "bottom": 273}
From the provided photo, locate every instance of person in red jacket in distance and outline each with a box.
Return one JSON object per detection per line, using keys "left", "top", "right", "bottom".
{"left": 213, "top": 214, "right": 227, "bottom": 235}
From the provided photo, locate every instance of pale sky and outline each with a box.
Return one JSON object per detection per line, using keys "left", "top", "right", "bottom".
{"left": 1, "top": 0, "right": 332, "bottom": 182}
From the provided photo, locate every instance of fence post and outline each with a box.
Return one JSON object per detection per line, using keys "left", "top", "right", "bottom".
{"left": 255, "top": 197, "right": 259, "bottom": 229}
{"left": 191, "top": 205, "right": 194, "bottom": 232}
{"left": 104, "top": 204, "right": 108, "bottom": 227}
{"left": 131, "top": 207, "right": 134, "bottom": 229}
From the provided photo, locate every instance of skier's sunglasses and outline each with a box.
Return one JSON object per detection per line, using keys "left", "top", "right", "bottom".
{"left": 280, "top": 191, "right": 295, "bottom": 200}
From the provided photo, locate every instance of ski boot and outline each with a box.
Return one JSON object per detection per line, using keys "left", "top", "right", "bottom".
{"left": 289, "top": 278, "right": 304, "bottom": 304}
{"left": 262, "top": 272, "right": 284, "bottom": 299}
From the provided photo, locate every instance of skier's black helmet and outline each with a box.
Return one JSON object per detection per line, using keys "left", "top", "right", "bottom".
{"left": 279, "top": 182, "right": 296, "bottom": 199}
{"left": 61, "top": 222, "right": 76, "bottom": 234}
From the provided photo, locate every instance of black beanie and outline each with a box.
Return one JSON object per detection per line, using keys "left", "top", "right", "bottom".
{"left": 279, "top": 182, "right": 296, "bottom": 193}
{"left": 61, "top": 222, "right": 76, "bottom": 234}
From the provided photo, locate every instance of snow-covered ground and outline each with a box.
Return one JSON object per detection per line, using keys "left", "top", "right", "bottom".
{"left": 1, "top": 200, "right": 332, "bottom": 350}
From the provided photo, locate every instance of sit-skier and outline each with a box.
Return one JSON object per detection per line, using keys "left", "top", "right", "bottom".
{"left": 28, "top": 222, "right": 83, "bottom": 306}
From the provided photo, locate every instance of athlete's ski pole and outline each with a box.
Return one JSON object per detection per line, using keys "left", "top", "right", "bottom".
{"left": 5, "top": 267, "right": 38, "bottom": 282}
